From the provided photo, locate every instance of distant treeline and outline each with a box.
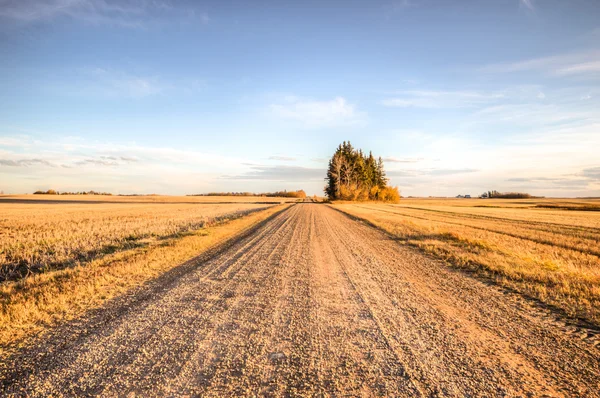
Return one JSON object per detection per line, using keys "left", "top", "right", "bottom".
{"left": 190, "top": 190, "right": 307, "bottom": 199}
{"left": 325, "top": 141, "right": 400, "bottom": 202}
{"left": 482, "top": 190, "right": 538, "bottom": 199}
{"left": 33, "top": 190, "right": 113, "bottom": 196}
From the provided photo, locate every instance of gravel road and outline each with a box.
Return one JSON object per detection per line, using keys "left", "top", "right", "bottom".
{"left": 2, "top": 204, "right": 599, "bottom": 397}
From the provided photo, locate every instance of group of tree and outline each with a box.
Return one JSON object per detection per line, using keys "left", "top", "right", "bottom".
{"left": 33, "top": 190, "right": 112, "bottom": 196}
{"left": 191, "top": 190, "right": 307, "bottom": 199}
{"left": 325, "top": 141, "right": 400, "bottom": 202}
{"left": 481, "top": 190, "right": 533, "bottom": 199}
{"left": 264, "top": 190, "right": 307, "bottom": 198}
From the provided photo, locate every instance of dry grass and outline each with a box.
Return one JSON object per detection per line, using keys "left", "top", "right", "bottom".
{"left": 0, "top": 194, "right": 299, "bottom": 204}
{"left": 0, "top": 198, "right": 279, "bottom": 281}
{"left": 335, "top": 198, "right": 600, "bottom": 326}
{"left": 0, "top": 196, "right": 289, "bottom": 353}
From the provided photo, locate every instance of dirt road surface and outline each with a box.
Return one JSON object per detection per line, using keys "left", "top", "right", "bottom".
{"left": 2, "top": 204, "right": 599, "bottom": 396}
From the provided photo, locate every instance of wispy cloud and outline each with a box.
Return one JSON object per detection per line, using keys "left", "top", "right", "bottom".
{"left": 428, "top": 168, "right": 478, "bottom": 176}
{"left": 0, "top": 0, "right": 208, "bottom": 28}
{"left": 382, "top": 156, "right": 423, "bottom": 163}
{"left": 381, "top": 90, "right": 504, "bottom": 109}
{"left": 580, "top": 166, "right": 600, "bottom": 181}
{"left": 555, "top": 60, "right": 600, "bottom": 76}
{"left": 520, "top": 0, "right": 535, "bottom": 11}
{"left": 0, "top": 134, "right": 261, "bottom": 194}
{"left": 119, "top": 156, "right": 138, "bottom": 162}
{"left": 221, "top": 165, "right": 324, "bottom": 181}
{"left": 506, "top": 173, "right": 596, "bottom": 190}
{"left": 481, "top": 49, "right": 600, "bottom": 78}
{"left": 0, "top": 135, "right": 39, "bottom": 147}
{"left": 0, "top": 135, "right": 243, "bottom": 171}
{"left": 268, "top": 155, "right": 296, "bottom": 161}
{"left": 387, "top": 168, "right": 478, "bottom": 177}
{"left": 75, "top": 156, "right": 141, "bottom": 166}
{"left": 269, "top": 96, "right": 366, "bottom": 128}
{"left": 0, "top": 158, "right": 56, "bottom": 167}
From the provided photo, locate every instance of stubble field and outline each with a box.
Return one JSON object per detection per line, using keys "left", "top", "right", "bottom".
{"left": 0, "top": 196, "right": 291, "bottom": 281}
{"left": 0, "top": 195, "right": 291, "bottom": 352}
{"left": 335, "top": 198, "right": 600, "bottom": 326}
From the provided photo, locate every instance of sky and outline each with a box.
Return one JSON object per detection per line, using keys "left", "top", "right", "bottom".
{"left": 0, "top": 0, "right": 599, "bottom": 197}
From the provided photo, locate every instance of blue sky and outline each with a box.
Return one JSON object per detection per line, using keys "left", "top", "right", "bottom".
{"left": 1, "top": 0, "right": 599, "bottom": 196}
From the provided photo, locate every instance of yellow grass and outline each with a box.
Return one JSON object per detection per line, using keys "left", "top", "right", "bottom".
{"left": 334, "top": 198, "right": 600, "bottom": 326}
{"left": 0, "top": 194, "right": 299, "bottom": 204}
{"left": 0, "top": 198, "right": 280, "bottom": 281}
{"left": 0, "top": 197, "right": 290, "bottom": 354}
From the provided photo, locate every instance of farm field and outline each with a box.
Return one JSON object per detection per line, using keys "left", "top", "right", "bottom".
{"left": 335, "top": 198, "right": 600, "bottom": 327}
{"left": 0, "top": 194, "right": 299, "bottom": 205}
{"left": 2, "top": 203, "right": 599, "bottom": 396}
{"left": 0, "top": 195, "right": 289, "bottom": 352}
{"left": 0, "top": 196, "right": 285, "bottom": 281}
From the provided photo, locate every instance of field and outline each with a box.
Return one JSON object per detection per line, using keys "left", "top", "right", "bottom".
{"left": 0, "top": 195, "right": 290, "bottom": 352}
{"left": 1, "top": 198, "right": 599, "bottom": 395}
{"left": 335, "top": 198, "right": 600, "bottom": 326}
{"left": 0, "top": 195, "right": 294, "bottom": 281}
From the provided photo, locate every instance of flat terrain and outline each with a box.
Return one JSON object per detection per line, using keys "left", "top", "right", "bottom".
{"left": 0, "top": 194, "right": 299, "bottom": 204}
{"left": 337, "top": 198, "right": 600, "bottom": 327}
{"left": 0, "top": 197, "right": 276, "bottom": 281}
{"left": 2, "top": 204, "right": 599, "bottom": 396}
{"left": 0, "top": 196, "right": 288, "bottom": 350}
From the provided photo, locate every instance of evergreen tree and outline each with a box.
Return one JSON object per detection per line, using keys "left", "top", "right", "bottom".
{"left": 324, "top": 142, "right": 399, "bottom": 202}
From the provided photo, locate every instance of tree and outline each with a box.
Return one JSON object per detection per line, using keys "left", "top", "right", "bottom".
{"left": 324, "top": 142, "right": 400, "bottom": 203}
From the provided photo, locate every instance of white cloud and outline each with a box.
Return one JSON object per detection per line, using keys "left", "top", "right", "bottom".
{"left": 0, "top": 0, "right": 208, "bottom": 28}
{"left": 0, "top": 135, "right": 257, "bottom": 194}
{"left": 520, "top": 0, "right": 535, "bottom": 11}
{"left": 555, "top": 60, "right": 600, "bottom": 76}
{"left": 0, "top": 158, "right": 56, "bottom": 167}
{"left": 221, "top": 165, "right": 324, "bottom": 182}
{"left": 0, "top": 135, "right": 37, "bottom": 147}
{"left": 382, "top": 156, "right": 423, "bottom": 163}
{"left": 381, "top": 90, "right": 504, "bottom": 109}
{"left": 481, "top": 49, "right": 600, "bottom": 78}
{"left": 269, "top": 96, "right": 366, "bottom": 128}
{"left": 0, "top": 135, "right": 244, "bottom": 171}
{"left": 268, "top": 156, "right": 297, "bottom": 161}
{"left": 381, "top": 119, "right": 600, "bottom": 197}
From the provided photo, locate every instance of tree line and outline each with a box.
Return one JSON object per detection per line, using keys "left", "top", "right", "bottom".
{"left": 325, "top": 141, "right": 400, "bottom": 202}
{"left": 33, "top": 190, "right": 113, "bottom": 196}
{"left": 191, "top": 190, "right": 307, "bottom": 198}
{"left": 481, "top": 190, "right": 533, "bottom": 199}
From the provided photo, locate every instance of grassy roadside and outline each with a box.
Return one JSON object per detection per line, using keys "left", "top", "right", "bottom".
{"left": 0, "top": 204, "right": 290, "bottom": 355}
{"left": 332, "top": 203, "right": 600, "bottom": 328}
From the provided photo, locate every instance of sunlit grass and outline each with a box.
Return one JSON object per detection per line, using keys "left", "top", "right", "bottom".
{"left": 335, "top": 198, "right": 600, "bottom": 326}
{"left": 0, "top": 197, "right": 289, "bottom": 354}
{"left": 0, "top": 199, "right": 276, "bottom": 281}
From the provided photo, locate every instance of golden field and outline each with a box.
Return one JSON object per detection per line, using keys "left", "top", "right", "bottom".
{"left": 0, "top": 196, "right": 287, "bottom": 281}
{"left": 0, "top": 195, "right": 290, "bottom": 353}
{"left": 2, "top": 194, "right": 298, "bottom": 204}
{"left": 334, "top": 198, "right": 600, "bottom": 326}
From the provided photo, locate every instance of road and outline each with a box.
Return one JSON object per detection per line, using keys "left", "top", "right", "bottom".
{"left": 2, "top": 204, "right": 599, "bottom": 396}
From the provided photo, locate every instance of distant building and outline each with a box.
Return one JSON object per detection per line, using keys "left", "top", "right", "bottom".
{"left": 465, "top": 195, "right": 471, "bottom": 198}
